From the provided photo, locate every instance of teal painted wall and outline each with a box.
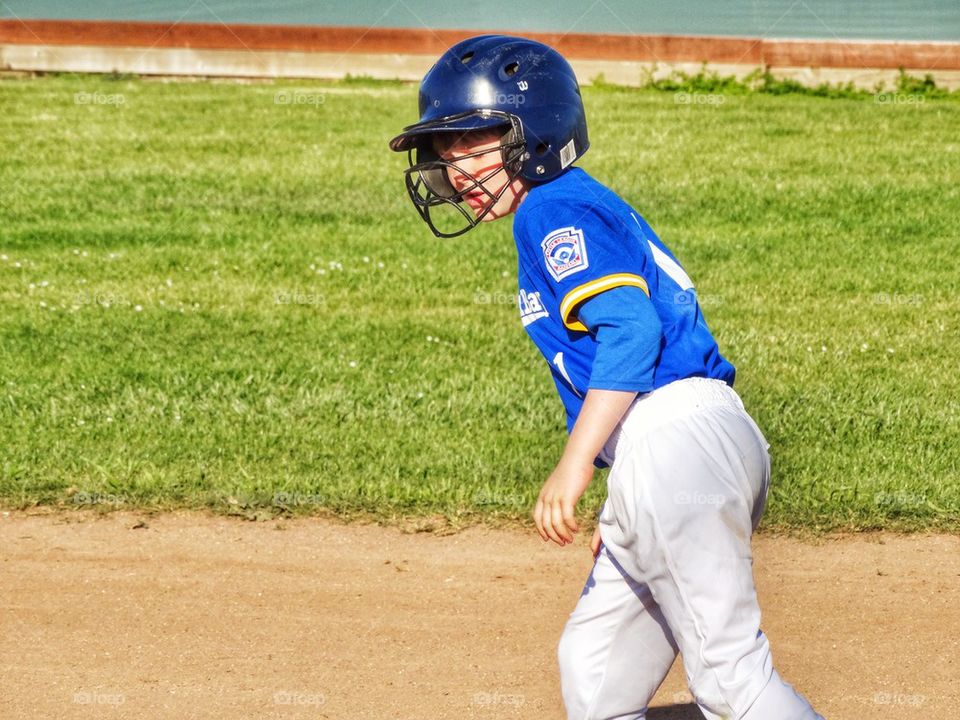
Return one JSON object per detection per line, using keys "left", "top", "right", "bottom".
{"left": 3, "top": 1, "right": 959, "bottom": 42}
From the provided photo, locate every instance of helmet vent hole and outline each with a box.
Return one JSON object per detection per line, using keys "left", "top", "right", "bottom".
{"left": 503, "top": 61, "right": 520, "bottom": 77}
{"left": 460, "top": 51, "right": 475, "bottom": 64}
{"left": 535, "top": 142, "right": 549, "bottom": 156}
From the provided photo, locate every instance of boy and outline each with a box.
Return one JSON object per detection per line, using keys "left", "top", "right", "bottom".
{"left": 389, "top": 35, "right": 823, "bottom": 720}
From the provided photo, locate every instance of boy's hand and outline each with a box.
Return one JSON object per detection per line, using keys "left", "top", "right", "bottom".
{"left": 533, "top": 457, "right": 594, "bottom": 546}
{"left": 533, "top": 388, "right": 636, "bottom": 548}
{"left": 590, "top": 525, "right": 602, "bottom": 559}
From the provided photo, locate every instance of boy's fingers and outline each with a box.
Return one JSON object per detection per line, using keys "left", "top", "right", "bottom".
{"left": 562, "top": 499, "right": 578, "bottom": 534}
{"left": 542, "top": 503, "right": 565, "bottom": 545}
{"left": 551, "top": 502, "right": 572, "bottom": 543}
{"left": 590, "top": 526, "right": 602, "bottom": 558}
{"left": 532, "top": 499, "right": 548, "bottom": 541}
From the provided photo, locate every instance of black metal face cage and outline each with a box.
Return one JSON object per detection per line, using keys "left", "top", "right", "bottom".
{"left": 402, "top": 111, "right": 527, "bottom": 238}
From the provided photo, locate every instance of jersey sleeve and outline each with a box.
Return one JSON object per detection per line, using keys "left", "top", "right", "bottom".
{"left": 523, "top": 198, "right": 654, "bottom": 332}
{"left": 577, "top": 285, "right": 662, "bottom": 392}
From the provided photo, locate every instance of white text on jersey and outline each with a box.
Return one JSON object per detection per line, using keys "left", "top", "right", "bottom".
{"left": 518, "top": 288, "right": 549, "bottom": 326}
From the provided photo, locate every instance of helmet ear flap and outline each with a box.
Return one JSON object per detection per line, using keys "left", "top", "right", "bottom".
{"left": 414, "top": 143, "right": 458, "bottom": 199}
{"left": 499, "top": 125, "right": 527, "bottom": 170}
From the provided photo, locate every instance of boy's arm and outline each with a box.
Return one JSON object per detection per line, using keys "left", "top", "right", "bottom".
{"left": 533, "top": 389, "right": 637, "bottom": 545}
{"left": 563, "top": 389, "right": 638, "bottom": 467}
{"left": 533, "top": 285, "right": 661, "bottom": 546}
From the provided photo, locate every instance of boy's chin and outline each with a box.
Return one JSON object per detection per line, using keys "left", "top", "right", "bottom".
{"left": 471, "top": 202, "right": 507, "bottom": 222}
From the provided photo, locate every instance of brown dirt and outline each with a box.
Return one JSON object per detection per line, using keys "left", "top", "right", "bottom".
{"left": 1, "top": 510, "right": 957, "bottom": 719}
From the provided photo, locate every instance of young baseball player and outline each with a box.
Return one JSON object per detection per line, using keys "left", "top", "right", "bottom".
{"left": 390, "top": 35, "right": 824, "bottom": 720}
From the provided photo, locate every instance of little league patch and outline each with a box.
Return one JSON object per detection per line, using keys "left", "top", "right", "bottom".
{"left": 541, "top": 226, "right": 588, "bottom": 281}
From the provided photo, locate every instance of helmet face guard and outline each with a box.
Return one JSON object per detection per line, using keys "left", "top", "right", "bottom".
{"left": 401, "top": 111, "right": 527, "bottom": 238}
{"left": 389, "top": 34, "right": 589, "bottom": 237}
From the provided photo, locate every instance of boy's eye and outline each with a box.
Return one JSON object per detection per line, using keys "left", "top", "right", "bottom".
{"left": 432, "top": 137, "right": 458, "bottom": 156}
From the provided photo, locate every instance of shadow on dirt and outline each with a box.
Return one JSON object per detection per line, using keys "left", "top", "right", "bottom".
{"left": 647, "top": 704, "right": 702, "bottom": 719}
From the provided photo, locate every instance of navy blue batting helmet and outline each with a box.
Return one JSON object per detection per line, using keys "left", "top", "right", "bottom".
{"left": 389, "top": 34, "right": 589, "bottom": 237}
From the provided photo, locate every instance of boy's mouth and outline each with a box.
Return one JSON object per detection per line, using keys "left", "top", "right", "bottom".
{"left": 463, "top": 189, "right": 488, "bottom": 206}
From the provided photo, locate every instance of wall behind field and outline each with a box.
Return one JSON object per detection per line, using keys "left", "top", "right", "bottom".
{"left": 3, "top": 0, "right": 959, "bottom": 42}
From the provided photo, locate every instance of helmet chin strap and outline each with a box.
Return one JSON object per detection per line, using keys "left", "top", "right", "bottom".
{"left": 403, "top": 141, "right": 526, "bottom": 238}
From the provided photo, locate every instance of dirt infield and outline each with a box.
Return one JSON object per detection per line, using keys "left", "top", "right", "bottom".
{"left": 1, "top": 511, "right": 956, "bottom": 719}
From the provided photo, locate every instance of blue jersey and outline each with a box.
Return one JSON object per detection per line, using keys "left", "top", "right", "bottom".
{"left": 513, "top": 167, "right": 736, "bottom": 433}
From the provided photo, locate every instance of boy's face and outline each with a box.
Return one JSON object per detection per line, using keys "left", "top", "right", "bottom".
{"left": 431, "top": 129, "right": 527, "bottom": 222}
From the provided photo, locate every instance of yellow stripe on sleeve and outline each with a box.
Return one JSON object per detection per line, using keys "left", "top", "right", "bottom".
{"left": 559, "top": 273, "right": 651, "bottom": 332}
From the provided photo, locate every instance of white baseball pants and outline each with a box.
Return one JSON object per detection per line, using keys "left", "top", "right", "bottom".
{"left": 558, "top": 377, "right": 823, "bottom": 720}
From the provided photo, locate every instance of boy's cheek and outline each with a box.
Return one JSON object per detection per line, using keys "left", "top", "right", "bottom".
{"left": 479, "top": 197, "right": 510, "bottom": 221}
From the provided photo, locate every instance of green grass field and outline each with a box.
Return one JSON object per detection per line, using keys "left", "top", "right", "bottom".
{"left": 1, "top": 73, "right": 957, "bottom": 531}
